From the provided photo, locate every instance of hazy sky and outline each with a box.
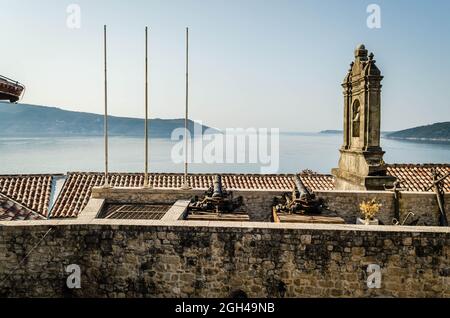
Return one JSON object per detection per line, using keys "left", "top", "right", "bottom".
{"left": 1, "top": 0, "right": 449, "bottom": 131}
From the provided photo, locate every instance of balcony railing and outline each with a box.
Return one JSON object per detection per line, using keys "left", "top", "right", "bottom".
{"left": 0, "top": 75, "right": 25, "bottom": 102}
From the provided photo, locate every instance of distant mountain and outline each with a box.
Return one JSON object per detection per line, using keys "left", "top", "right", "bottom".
{"left": 386, "top": 122, "right": 450, "bottom": 142}
{"left": 320, "top": 124, "right": 449, "bottom": 141}
{"left": 320, "top": 130, "right": 342, "bottom": 135}
{"left": 0, "top": 102, "right": 218, "bottom": 138}
{"left": 319, "top": 130, "right": 393, "bottom": 137}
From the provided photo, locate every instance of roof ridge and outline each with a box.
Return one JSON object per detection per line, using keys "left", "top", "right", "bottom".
{"left": 63, "top": 171, "right": 336, "bottom": 177}
{"left": 0, "top": 174, "right": 63, "bottom": 178}
{"left": 387, "top": 163, "right": 450, "bottom": 168}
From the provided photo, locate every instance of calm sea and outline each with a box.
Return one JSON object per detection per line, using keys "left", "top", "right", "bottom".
{"left": 0, "top": 133, "right": 449, "bottom": 175}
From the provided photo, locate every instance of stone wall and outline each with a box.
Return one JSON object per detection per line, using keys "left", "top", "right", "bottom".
{"left": 317, "top": 191, "right": 450, "bottom": 226}
{"left": 0, "top": 221, "right": 449, "bottom": 298}
{"left": 90, "top": 187, "right": 284, "bottom": 221}
{"left": 90, "top": 187, "right": 450, "bottom": 225}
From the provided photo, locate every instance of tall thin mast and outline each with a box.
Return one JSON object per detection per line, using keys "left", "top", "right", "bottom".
{"left": 103, "top": 25, "right": 110, "bottom": 187}
{"left": 144, "top": 26, "right": 151, "bottom": 188}
{"left": 182, "top": 27, "right": 191, "bottom": 189}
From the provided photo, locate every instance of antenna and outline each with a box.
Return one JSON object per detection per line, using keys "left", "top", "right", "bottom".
{"left": 144, "top": 26, "right": 151, "bottom": 188}
{"left": 103, "top": 25, "right": 110, "bottom": 188}
{"left": 182, "top": 27, "right": 191, "bottom": 190}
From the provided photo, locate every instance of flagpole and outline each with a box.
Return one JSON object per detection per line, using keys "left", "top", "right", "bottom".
{"left": 103, "top": 25, "right": 110, "bottom": 188}
{"left": 182, "top": 27, "right": 191, "bottom": 190}
{"left": 144, "top": 26, "right": 151, "bottom": 188}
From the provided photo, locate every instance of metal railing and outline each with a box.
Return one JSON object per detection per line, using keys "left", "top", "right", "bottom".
{"left": 0, "top": 74, "right": 24, "bottom": 87}
{"left": 0, "top": 74, "right": 25, "bottom": 102}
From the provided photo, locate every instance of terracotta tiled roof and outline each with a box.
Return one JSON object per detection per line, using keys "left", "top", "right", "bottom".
{"left": 386, "top": 164, "right": 450, "bottom": 192}
{"left": 0, "top": 193, "right": 45, "bottom": 221}
{"left": 300, "top": 174, "right": 335, "bottom": 192}
{"left": 3, "top": 164, "right": 448, "bottom": 219}
{"left": 50, "top": 172, "right": 334, "bottom": 218}
{"left": 0, "top": 175, "right": 54, "bottom": 217}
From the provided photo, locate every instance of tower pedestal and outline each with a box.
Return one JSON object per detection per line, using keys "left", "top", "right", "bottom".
{"left": 332, "top": 149, "right": 395, "bottom": 191}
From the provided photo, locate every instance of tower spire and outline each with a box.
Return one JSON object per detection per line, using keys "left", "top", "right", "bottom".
{"left": 332, "top": 44, "right": 395, "bottom": 191}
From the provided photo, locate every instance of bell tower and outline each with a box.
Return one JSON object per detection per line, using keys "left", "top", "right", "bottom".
{"left": 332, "top": 44, "right": 396, "bottom": 190}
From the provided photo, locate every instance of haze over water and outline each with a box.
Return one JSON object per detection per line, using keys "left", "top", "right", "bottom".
{"left": 0, "top": 134, "right": 448, "bottom": 175}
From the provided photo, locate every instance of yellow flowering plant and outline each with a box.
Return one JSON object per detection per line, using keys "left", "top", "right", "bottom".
{"left": 359, "top": 198, "right": 381, "bottom": 222}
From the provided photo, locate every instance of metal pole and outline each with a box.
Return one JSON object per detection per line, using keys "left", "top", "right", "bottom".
{"left": 182, "top": 27, "right": 191, "bottom": 189}
{"left": 103, "top": 25, "right": 110, "bottom": 188}
{"left": 144, "top": 26, "right": 150, "bottom": 188}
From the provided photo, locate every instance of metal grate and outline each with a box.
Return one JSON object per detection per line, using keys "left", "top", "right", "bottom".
{"left": 101, "top": 204, "right": 171, "bottom": 220}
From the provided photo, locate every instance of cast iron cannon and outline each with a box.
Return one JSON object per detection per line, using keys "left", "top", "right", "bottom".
{"left": 189, "top": 175, "right": 243, "bottom": 214}
{"left": 274, "top": 175, "right": 323, "bottom": 214}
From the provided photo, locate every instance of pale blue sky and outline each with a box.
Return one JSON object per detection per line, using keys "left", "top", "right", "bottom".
{"left": 1, "top": 0, "right": 449, "bottom": 131}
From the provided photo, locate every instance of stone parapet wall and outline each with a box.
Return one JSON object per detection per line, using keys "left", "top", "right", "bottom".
{"left": 317, "top": 191, "right": 449, "bottom": 226}
{"left": 0, "top": 221, "right": 449, "bottom": 298}
{"left": 90, "top": 187, "right": 284, "bottom": 221}
{"left": 89, "top": 187, "right": 449, "bottom": 225}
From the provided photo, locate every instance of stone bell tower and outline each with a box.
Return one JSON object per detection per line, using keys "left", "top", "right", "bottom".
{"left": 332, "top": 44, "right": 396, "bottom": 190}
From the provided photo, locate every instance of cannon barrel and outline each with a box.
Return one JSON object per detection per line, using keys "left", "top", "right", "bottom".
{"left": 293, "top": 175, "right": 311, "bottom": 200}
{"left": 212, "top": 175, "right": 223, "bottom": 198}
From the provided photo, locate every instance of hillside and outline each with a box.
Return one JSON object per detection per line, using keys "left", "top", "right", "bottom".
{"left": 319, "top": 130, "right": 392, "bottom": 137}
{"left": 319, "top": 130, "right": 342, "bottom": 134}
{"left": 0, "top": 102, "right": 218, "bottom": 138}
{"left": 386, "top": 122, "right": 450, "bottom": 141}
